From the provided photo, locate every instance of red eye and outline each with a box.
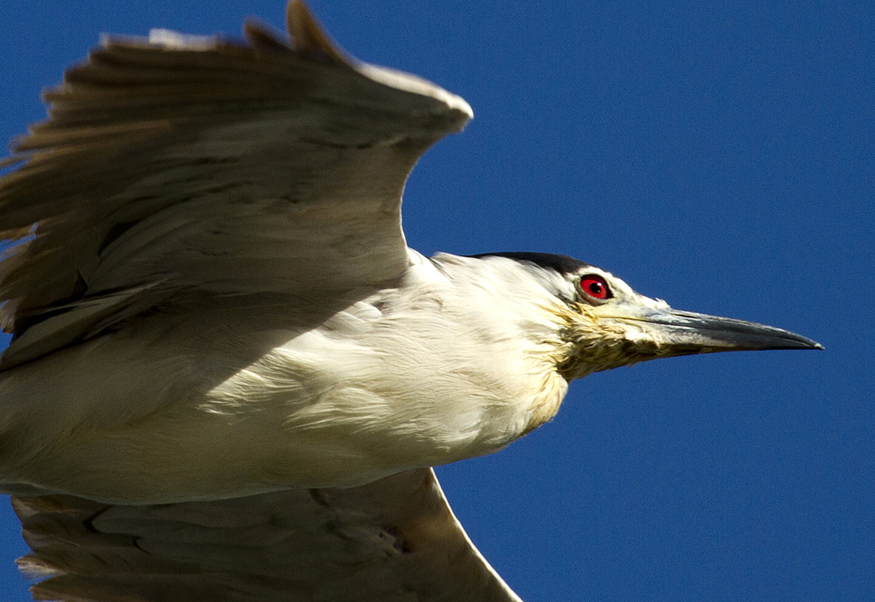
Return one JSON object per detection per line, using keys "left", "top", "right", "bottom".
{"left": 579, "top": 275, "right": 611, "bottom": 300}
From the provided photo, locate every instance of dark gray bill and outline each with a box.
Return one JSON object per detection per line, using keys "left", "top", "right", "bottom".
{"left": 637, "top": 308, "right": 823, "bottom": 354}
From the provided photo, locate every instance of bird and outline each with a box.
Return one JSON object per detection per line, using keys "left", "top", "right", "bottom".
{"left": 0, "top": 2, "right": 821, "bottom": 601}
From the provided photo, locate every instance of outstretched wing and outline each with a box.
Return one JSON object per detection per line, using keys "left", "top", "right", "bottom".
{"left": 0, "top": 1, "right": 471, "bottom": 368}
{"left": 13, "top": 469, "right": 522, "bottom": 602}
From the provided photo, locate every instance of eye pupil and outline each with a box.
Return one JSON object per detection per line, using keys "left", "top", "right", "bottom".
{"left": 588, "top": 282, "right": 602, "bottom": 295}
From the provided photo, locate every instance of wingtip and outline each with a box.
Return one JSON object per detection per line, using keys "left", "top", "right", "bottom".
{"left": 285, "top": 0, "right": 354, "bottom": 66}
{"left": 285, "top": 1, "right": 472, "bottom": 122}
{"left": 243, "top": 18, "right": 292, "bottom": 52}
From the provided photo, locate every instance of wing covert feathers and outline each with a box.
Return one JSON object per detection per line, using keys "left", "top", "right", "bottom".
{"left": 14, "top": 469, "right": 522, "bottom": 602}
{"left": 0, "top": 1, "right": 471, "bottom": 368}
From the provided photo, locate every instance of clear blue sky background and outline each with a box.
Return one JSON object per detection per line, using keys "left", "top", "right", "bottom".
{"left": 0, "top": 2, "right": 872, "bottom": 601}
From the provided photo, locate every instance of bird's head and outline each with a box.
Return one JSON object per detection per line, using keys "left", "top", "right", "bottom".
{"left": 477, "top": 253, "right": 822, "bottom": 381}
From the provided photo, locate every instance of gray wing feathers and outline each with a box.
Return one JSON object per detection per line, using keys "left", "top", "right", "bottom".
{"left": 14, "top": 469, "right": 522, "bottom": 602}
{"left": 0, "top": 1, "right": 471, "bottom": 368}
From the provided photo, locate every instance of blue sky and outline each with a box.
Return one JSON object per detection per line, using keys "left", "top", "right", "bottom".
{"left": 0, "top": 2, "right": 872, "bottom": 601}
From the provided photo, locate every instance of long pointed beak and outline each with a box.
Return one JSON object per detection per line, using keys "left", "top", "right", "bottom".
{"left": 626, "top": 306, "right": 823, "bottom": 355}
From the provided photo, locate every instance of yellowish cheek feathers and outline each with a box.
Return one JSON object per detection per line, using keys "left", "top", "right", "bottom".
{"left": 553, "top": 303, "right": 671, "bottom": 381}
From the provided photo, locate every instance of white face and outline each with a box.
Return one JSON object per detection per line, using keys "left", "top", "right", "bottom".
{"left": 560, "top": 265, "right": 671, "bottom": 312}
{"left": 538, "top": 266, "right": 676, "bottom": 379}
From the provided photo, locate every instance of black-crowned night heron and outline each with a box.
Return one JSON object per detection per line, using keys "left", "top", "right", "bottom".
{"left": 0, "top": 3, "right": 820, "bottom": 601}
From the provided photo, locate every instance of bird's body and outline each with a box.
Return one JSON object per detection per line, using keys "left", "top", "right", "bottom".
{"left": 0, "top": 3, "right": 820, "bottom": 601}
{"left": 0, "top": 252, "right": 572, "bottom": 502}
